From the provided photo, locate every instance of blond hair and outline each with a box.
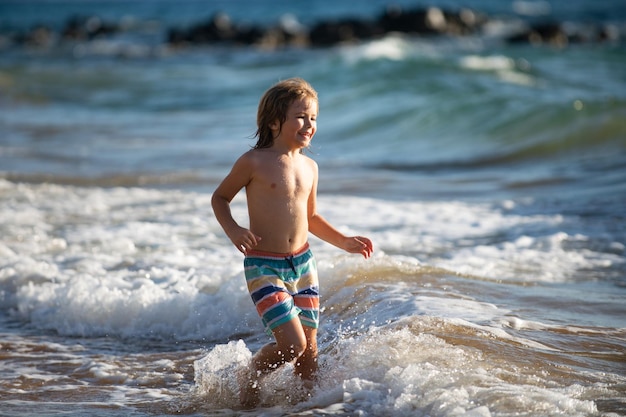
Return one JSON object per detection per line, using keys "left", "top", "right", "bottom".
{"left": 254, "top": 78, "right": 318, "bottom": 149}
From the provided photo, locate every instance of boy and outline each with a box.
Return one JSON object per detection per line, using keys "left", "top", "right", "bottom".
{"left": 211, "top": 78, "right": 373, "bottom": 408}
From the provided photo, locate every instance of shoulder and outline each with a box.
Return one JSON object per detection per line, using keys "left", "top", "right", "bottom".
{"left": 302, "top": 155, "right": 319, "bottom": 176}
{"left": 239, "top": 149, "right": 260, "bottom": 161}
{"left": 300, "top": 153, "right": 318, "bottom": 170}
{"left": 224, "top": 150, "right": 261, "bottom": 181}
{"left": 233, "top": 149, "right": 263, "bottom": 168}
{"left": 298, "top": 154, "right": 318, "bottom": 182}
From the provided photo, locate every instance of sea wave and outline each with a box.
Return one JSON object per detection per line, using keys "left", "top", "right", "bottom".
{"left": 0, "top": 179, "right": 624, "bottom": 415}
{"left": 2, "top": 180, "right": 623, "bottom": 341}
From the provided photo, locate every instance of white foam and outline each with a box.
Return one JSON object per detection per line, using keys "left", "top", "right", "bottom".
{"left": 190, "top": 326, "right": 600, "bottom": 415}
{"left": 192, "top": 340, "right": 251, "bottom": 407}
{"left": 0, "top": 183, "right": 256, "bottom": 339}
{"left": 322, "top": 326, "right": 598, "bottom": 416}
{"left": 461, "top": 55, "right": 515, "bottom": 71}
{"left": 1, "top": 181, "right": 620, "bottom": 415}
{"left": 438, "top": 231, "right": 625, "bottom": 283}
{"left": 314, "top": 195, "right": 611, "bottom": 283}
{"left": 460, "top": 54, "right": 536, "bottom": 86}
{"left": 343, "top": 35, "right": 411, "bottom": 62}
{"left": 1, "top": 181, "right": 622, "bottom": 341}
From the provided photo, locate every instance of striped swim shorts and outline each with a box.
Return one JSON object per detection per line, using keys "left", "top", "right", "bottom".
{"left": 243, "top": 243, "right": 319, "bottom": 334}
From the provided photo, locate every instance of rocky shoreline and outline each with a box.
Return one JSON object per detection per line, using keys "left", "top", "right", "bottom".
{"left": 3, "top": 4, "right": 622, "bottom": 52}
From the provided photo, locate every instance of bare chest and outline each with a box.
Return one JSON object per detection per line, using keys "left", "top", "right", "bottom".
{"left": 263, "top": 160, "right": 312, "bottom": 196}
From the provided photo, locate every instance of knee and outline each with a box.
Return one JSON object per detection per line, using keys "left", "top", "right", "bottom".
{"left": 278, "top": 336, "right": 307, "bottom": 362}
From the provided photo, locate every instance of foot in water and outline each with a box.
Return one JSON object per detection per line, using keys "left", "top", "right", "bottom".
{"left": 237, "top": 366, "right": 261, "bottom": 409}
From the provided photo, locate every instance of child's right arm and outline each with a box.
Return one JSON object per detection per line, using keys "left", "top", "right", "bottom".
{"left": 211, "top": 153, "right": 262, "bottom": 254}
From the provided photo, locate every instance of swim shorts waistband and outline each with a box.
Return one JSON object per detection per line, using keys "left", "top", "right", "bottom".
{"left": 244, "top": 242, "right": 310, "bottom": 259}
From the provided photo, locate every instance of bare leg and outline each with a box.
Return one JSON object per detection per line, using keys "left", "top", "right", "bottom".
{"left": 294, "top": 325, "right": 318, "bottom": 382}
{"left": 240, "top": 317, "right": 307, "bottom": 408}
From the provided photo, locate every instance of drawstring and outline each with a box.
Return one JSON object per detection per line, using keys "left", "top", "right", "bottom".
{"left": 286, "top": 255, "right": 297, "bottom": 274}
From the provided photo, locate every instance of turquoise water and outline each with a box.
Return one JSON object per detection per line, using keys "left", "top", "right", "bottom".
{"left": 0, "top": 1, "right": 625, "bottom": 415}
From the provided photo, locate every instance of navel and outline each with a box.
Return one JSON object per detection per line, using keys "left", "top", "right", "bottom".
{"left": 271, "top": 183, "right": 277, "bottom": 189}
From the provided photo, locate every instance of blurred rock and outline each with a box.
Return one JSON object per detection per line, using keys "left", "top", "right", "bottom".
{"left": 507, "top": 21, "right": 565, "bottom": 46}
{"left": 3, "top": 4, "right": 620, "bottom": 51}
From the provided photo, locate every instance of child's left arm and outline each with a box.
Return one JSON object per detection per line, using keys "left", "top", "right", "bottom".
{"left": 309, "top": 213, "right": 373, "bottom": 258}
{"left": 307, "top": 161, "right": 373, "bottom": 258}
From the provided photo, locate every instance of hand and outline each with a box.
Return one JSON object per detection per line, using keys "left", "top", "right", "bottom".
{"left": 227, "top": 226, "right": 262, "bottom": 254}
{"left": 344, "top": 236, "right": 374, "bottom": 259}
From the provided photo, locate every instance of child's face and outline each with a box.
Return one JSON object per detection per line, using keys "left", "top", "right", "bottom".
{"left": 271, "top": 97, "right": 318, "bottom": 148}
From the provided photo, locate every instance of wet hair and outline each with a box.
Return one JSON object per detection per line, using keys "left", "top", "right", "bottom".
{"left": 254, "top": 78, "right": 318, "bottom": 149}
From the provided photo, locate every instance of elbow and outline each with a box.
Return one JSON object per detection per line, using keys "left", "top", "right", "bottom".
{"left": 307, "top": 213, "right": 319, "bottom": 232}
{"left": 211, "top": 192, "right": 228, "bottom": 213}
{"left": 210, "top": 193, "right": 219, "bottom": 210}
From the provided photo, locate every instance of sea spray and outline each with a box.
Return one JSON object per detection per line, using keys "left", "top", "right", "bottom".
{"left": 192, "top": 340, "right": 251, "bottom": 408}
{"left": 189, "top": 323, "right": 600, "bottom": 416}
{"left": 317, "top": 323, "right": 598, "bottom": 416}
{"left": 192, "top": 339, "right": 314, "bottom": 409}
{"left": 0, "top": 2, "right": 624, "bottom": 409}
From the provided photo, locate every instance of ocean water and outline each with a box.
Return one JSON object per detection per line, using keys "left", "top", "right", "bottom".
{"left": 1, "top": 0, "right": 625, "bottom": 416}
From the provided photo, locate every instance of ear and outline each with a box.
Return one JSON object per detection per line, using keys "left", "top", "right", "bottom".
{"left": 269, "top": 120, "right": 280, "bottom": 131}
